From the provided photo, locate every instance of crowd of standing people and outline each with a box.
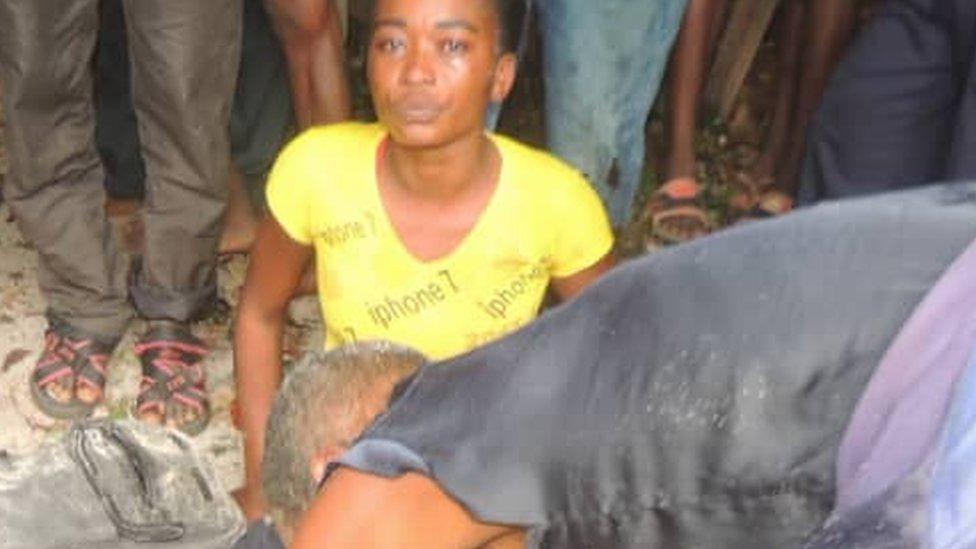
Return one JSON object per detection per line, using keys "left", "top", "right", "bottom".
{"left": 3, "top": 0, "right": 976, "bottom": 546}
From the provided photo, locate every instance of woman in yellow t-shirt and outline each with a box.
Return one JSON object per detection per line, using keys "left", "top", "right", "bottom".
{"left": 232, "top": 0, "right": 615, "bottom": 520}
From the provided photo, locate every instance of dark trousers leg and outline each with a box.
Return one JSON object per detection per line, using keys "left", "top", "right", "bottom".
{"left": 0, "top": 0, "right": 131, "bottom": 340}
{"left": 798, "top": 0, "right": 970, "bottom": 204}
{"left": 231, "top": 0, "right": 295, "bottom": 188}
{"left": 124, "top": 0, "right": 242, "bottom": 322}
{"left": 95, "top": 0, "right": 290, "bottom": 202}
{"left": 94, "top": 0, "right": 146, "bottom": 201}
{"left": 944, "top": 0, "right": 976, "bottom": 179}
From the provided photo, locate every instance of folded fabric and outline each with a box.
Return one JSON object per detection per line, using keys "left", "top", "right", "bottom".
{"left": 929, "top": 339, "right": 976, "bottom": 547}
{"left": 835, "top": 233, "right": 976, "bottom": 512}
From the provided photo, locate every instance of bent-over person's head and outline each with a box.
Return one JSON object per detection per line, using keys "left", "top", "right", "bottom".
{"left": 260, "top": 342, "right": 426, "bottom": 535}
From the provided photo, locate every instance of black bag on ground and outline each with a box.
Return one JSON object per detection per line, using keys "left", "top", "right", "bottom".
{"left": 0, "top": 419, "right": 244, "bottom": 548}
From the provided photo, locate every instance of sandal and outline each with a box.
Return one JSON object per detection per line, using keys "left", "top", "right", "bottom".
{"left": 645, "top": 178, "right": 712, "bottom": 244}
{"left": 732, "top": 189, "right": 794, "bottom": 224}
{"left": 30, "top": 317, "right": 118, "bottom": 420}
{"left": 133, "top": 323, "right": 211, "bottom": 436}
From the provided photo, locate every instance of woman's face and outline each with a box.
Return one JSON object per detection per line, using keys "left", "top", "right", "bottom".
{"left": 367, "top": 0, "right": 515, "bottom": 148}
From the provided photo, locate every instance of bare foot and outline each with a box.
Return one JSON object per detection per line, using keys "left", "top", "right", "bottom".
{"left": 75, "top": 383, "right": 102, "bottom": 406}
{"left": 219, "top": 211, "right": 258, "bottom": 255}
{"left": 42, "top": 377, "right": 75, "bottom": 406}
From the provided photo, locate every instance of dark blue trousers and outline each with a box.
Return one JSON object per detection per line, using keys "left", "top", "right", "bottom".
{"left": 799, "top": 0, "right": 976, "bottom": 204}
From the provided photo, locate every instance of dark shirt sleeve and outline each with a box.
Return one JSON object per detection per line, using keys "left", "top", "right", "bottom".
{"left": 335, "top": 183, "right": 976, "bottom": 548}
{"left": 337, "top": 439, "right": 430, "bottom": 478}
{"left": 232, "top": 519, "right": 286, "bottom": 549}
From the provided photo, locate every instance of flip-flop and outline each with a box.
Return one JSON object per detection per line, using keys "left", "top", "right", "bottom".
{"left": 732, "top": 190, "right": 794, "bottom": 225}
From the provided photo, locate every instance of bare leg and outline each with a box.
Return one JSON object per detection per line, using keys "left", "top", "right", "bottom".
{"left": 649, "top": 0, "right": 727, "bottom": 243}
{"left": 266, "top": 0, "right": 352, "bottom": 128}
{"left": 308, "top": 3, "right": 351, "bottom": 124}
{"left": 663, "top": 0, "right": 728, "bottom": 182}
{"left": 262, "top": 0, "right": 348, "bottom": 292}
{"left": 776, "top": 0, "right": 855, "bottom": 195}
{"left": 219, "top": 164, "right": 259, "bottom": 254}
{"left": 753, "top": 0, "right": 804, "bottom": 189}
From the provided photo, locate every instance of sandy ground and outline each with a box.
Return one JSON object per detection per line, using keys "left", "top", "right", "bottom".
{"left": 0, "top": 93, "right": 324, "bottom": 492}
{"left": 0, "top": 207, "right": 321, "bottom": 490}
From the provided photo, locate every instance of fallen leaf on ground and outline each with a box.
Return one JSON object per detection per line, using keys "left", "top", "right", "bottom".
{"left": 2, "top": 348, "right": 30, "bottom": 372}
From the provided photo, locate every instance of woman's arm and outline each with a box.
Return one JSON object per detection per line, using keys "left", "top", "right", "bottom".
{"left": 550, "top": 252, "right": 616, "bottom": 301}
{"left": 233, "top": 215, "right": 313, "bottom": 520}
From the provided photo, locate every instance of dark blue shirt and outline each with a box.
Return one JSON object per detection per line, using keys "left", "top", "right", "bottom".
{"left": 340, "top": 184, "right": 976, "bottom": 548}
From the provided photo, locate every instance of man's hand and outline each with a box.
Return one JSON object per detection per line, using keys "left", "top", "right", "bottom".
{"left": 233, "top": 484, "right": 268, "bottom": 522}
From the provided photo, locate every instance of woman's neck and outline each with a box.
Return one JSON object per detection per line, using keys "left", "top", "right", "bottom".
{"left": 384, "top": 132, "right": 496, "bottom": 202}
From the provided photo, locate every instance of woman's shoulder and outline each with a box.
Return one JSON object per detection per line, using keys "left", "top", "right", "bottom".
{"left": 269, "top": 122, "right": 385, "bottom": 200}
{"left": 490, "top": 134, "right": 610, "bottom": 234}
{"left": 492, "top": 133, "right": 589, "bottom": 191}
{"left": 274, "top": 122, "right": 385, "bottom": 183}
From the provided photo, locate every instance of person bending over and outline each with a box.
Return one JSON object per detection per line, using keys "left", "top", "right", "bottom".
{"left": 232, "top": 343, "right": 426, "bottom": 548}
{"left": 288, "top": 183, "right": 976, "bottom": 547}
{"left": 233, "top": 0, "right": 615, "bottom": 519}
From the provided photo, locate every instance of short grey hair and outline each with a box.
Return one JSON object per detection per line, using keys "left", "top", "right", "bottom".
{"left": 261, "top": 341, "right": 427, "bottom": 526}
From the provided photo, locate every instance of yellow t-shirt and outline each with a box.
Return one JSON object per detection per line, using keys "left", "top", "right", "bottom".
{"left": 266, "top": 122, "right": 613, "bottom": 360}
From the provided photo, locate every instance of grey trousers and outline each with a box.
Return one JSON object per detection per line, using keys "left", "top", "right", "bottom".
{"left": 0, "top": 0, "right": 242, "bottom": 340}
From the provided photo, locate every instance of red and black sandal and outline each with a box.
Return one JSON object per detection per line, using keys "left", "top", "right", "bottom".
{"left": 645, "top": 178, "right": 713, "bottom": 245}
{"left": 30, "top": 317, "right": 118, "bottom": 420}
{"left": 133, "top": 323, "right": 211, "bottom": 436}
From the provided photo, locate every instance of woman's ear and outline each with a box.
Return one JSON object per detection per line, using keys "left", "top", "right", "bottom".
{"left": 490, "top": 52, "right": 518, "bottom": 103}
